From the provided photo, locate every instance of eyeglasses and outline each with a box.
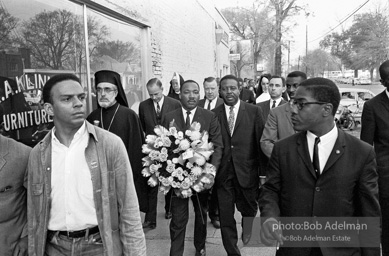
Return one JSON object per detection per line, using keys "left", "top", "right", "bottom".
{"left": 96, "top": 88, "right": 117, "bottom": 94}
{"left": 290, "top": 99, "right": 328, "bottom": 110}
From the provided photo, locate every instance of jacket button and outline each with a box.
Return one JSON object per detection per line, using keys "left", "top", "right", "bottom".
{"left": 231, "top": 145, "right": 234, "bottom": 149}
{"left": 315, "top": 187, "right": 320, "bottom": 192}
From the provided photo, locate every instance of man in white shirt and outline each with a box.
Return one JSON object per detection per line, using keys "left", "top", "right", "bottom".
{"left": 259, "top": 77, "right": 380, "bottom": 256}
{"left": 26, "top": 74, "right": 146, "bottom": 256}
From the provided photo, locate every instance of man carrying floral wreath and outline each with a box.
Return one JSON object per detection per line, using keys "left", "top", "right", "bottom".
{"left": 161, "top": 80, "right": 223, "bottom": 256}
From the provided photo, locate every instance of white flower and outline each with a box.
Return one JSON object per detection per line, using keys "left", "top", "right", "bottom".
{"left": 185, "top": 130, "right": 192, "bottom": 136}
{"left": 192, "top": 183, "right": 204, "bottom": 193}
{"left": 149, "top": 163, "right": 161, "bottom": 173}
{"left": 159, "top": 152, "right": 168, "bottom": 162}
{"left": 191, "top": 122, "right": 201, "bottom": 131}
{"left": 189, "top": 131, "right": 201, "bottom": 141}
{"left": 142, "top": 156, "right": 152, "bottom": 166}
{"left": 154, "top": 125, "right": 169, "bottom": 136}
{"left": 177, "top": 131, "right": 184, "bottom": 140}
{"left": 161, "top": 178, "right": 172, "bottom": 187}
{"left": 171, "top": 181, "right": 179, "bottom": 188}
{"left": 166, "top": 162, "right": 175, "bottom": 173}
{"left": 194, "top": 155, "right": 206, "bottom": 166}
{"left": 181, "top": 180, "right": 191, "bottom": 190}
{"left": 179, "top": 139, "right": 190, "bottom": 151}
{"left": 186, "top": 162, "right": 194, "bottom": 169}
{"left": 141, "top": 167, "right": 151, "bottom": 177}
{"left": 169, "top": 127, "right": 178, "bottom": 136}
{"left": 180, "top": 189, "right": 193, "bottom": 198}
{"left": 175, "top": 139, "right": 180, "bottom": 145}
{"left": 149, "top": 150, "right": 160, "bottom": 160}
{"left": 159, "top": 185, "right": 171, "bottom": 195}
{"left": 142, "top": 144, "right": 153, "bottom": 154}
{"left": 172, "top": 158, "right": 179, "bottom": 164}
{"left": 162, "top": 137, "right": 172, "bottom": 147}
{"left": 191, "top": 166, "right": 203, "bottom": 177}
{"left": 204, "top": 163, "right": 216, "bottom": 176}
{"left": 145, "top": 135, "right": 157, "bottom": 144}
{"left": 148, "top": 175, "right": 158, "bottom": 187}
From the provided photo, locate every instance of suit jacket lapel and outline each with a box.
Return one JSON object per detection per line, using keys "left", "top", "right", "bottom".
{"left": 284, "top": 103, "right": 294, "bottom": 130}
{"left": 322, "top": 128, "right": 345, "bottom": 174}
{"left": 193, "top": 108, "right": 203, "bottom": 124}
{"left": 233, "top": 100, "right": 245, "bottom": 134}
{"left": 379, "top": 91, "right": 389, "bottom": 114}
{"left": 148, "top": 99, "right": 158, "bottom": 125}
{"left": 296, "top": 132, "right": 317, "bottom": 179}
{"left": 217, "top": 106, "right": 231, "bottom": 137}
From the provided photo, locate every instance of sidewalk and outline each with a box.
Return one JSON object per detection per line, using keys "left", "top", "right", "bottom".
{"left": 141, "top": 193, "right": 277, "bottom": 256}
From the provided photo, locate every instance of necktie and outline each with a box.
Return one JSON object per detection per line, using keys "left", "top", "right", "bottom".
{"left": 156, "top": 102, "right": 161, "bottom": 117}
{"left": 185, "top": 111, "right": 191, "bottom": 129}
{"left": 207, "top": 99, "right": 212, "bottom": 110}
{"left": 313, "top": 137, "right": 321, "bottom": 178}
{"left": 228, "top": 106, "right": 235, "bottom": 135}
{"left": 271, "top": 100, "right": 276, "bottom": 108}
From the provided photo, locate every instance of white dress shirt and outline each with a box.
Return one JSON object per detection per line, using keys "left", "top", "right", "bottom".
{"left": 154, "top": 95, "right": 165, "bottom": 113}
{"left": 48, "top": 122, "right": 98, "bottom": 231}
{"left": 224, "top": 100, "right": 240, "bottom": 135}
{"left": 182, "top": 107, "right": 197, "bottom": 125}
{"left": 205, "top": 98, "right": 217, "bottom": 110}
{"left": 269, "top": 97, "right": 283, "bottom": 109}
{"left": 306, "top": 124, "right": 338, "bottom": 174}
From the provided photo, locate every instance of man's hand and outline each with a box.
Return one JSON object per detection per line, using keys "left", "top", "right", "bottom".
{"left": 13, "top": 236, "right": 28, "bottom": 256}
{"left": 260, "top": 218, "right": 285, "bottom": 246}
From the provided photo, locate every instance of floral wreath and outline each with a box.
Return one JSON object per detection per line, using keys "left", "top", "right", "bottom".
{"left": 141, "top": 121, "right": 216, "bottom": 198}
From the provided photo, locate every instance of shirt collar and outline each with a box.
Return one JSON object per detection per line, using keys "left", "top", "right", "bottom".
{"left": 385, "top": 89, "right": 389, "bottom": 100}
{"left": 52, "top": 121, "right": 87, "bottom": 145}
{"left": 154, "top": 95, "right": 164, "bottom": 108}
{"left": 307, "top": 123, "right": 338, "bottom": 143}
{"left": 224, "top": 99, "right": 240, "bottom": 112}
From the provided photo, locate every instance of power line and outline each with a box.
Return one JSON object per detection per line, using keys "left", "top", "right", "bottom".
{"left": 308, "top": 0, "right": 370, "bottom": 43}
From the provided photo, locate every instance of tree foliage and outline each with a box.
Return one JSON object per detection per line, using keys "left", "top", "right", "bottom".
{"left": 320, "top": 7, "right": 389, "bottom": 78}
{"left": 0, "top": 6, "right": 18, "bottom": 48}
{"left": 268, "top": 0, "right": 303, "bottom": 75}
{"left": 222, "top": 1, "right": 274, "bottom": 78}
{"left": 301, "top": 49, "right": 341, "bottom": 77}
{"left": 96, "top": 40, "right": 139, "bottom": 63}
{"left": 19, "top": 9, "right": 108, "bottom": 70}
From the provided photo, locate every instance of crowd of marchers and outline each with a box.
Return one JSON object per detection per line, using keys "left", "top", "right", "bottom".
{"left": 2, "top": 60, "right": 389, "bottom": 256}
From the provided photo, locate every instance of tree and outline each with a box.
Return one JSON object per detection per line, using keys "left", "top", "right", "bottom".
{"left": 302, "top": 49, "right": 341, "bottom": 77}
{"left": 268, "top": 0, "right": 304, "bottom": 75}
{"left": 19, "top": 9, "right": 108, "bottom": 71}
{"left": 320, "top": 7, "right": 389, "bottom": 79}
{"left": 222, "top": 2, "right": 274, "bottom": 78}
{"left": 95, "top": 40, "right": 139, "bottom": 63}
{"left": 0, "top": 6, "right": 18, "bottom": 48}
{"left": 229, "top": 41, "right": 252, "bottom": 78}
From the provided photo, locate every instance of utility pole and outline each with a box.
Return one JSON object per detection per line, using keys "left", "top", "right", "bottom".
{"left": 287, "top": 40, "right": 290, "bottom": 75}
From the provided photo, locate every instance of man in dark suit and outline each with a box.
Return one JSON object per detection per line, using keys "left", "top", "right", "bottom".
{"left": 213, "top": 75, "right": 265, "bottom": 255}
{"left": 138, "top": 78, "right": 181, "bottom": 228}
{"left": 198, "top": 77, "right": 224, "bottom": 110}
{"left": 198, "top": 76, "right": 223, "bottom": 229}
{"left": 260, "top": 71, "right": 307, "bottom": 159}
{"left": 260, "top": 78, "right": 380, "bottom": 256}
{"left": 163, "top": 80, "right": 223, "bottom": 256}
{"left": 257, "top": 75, "right": 288, "bottom": 121}
{"left": 361, "top": 60, "right": 389, "bottom": 256}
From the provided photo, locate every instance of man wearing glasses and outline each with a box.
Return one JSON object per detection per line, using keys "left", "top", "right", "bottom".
{"left": 259, "top": 77, "right": 380, "bottom": 256}
{"left": 87, "top": 70, "right": 147, "bottom": 213}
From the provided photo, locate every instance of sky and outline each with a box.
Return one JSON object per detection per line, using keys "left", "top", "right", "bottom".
{"left": 213, "top": 0, "right": 388, "bottom": 64}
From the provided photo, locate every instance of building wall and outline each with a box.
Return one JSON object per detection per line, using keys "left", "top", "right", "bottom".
{"left": 90, "top": 0, "right": 230, "bottom": 97}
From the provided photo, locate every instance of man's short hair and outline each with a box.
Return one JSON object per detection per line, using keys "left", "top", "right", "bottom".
{"left": 287, "top": 71, "right": 307, "bottom": 80}
{"left": 181, "top": 80, "right": 200, "bottom": 91}
{"left": 203, "top": 77, "right": 216, "bottom": 84}
{"left": 270, "top": 75, "right": 285, "bottom": 87}
{"left": 379, "top": 60, "right": 389, "bottom": 81}
{"left": 146, "top": 78, "right": 162, "bottom": 88}
{"left": 220, "top": 75, "right": 240, "bottom": 87}
{"left": 43, "top": 73, "right": 81, "bottom": 104}
{"left": 299, "top": 77, "right": 340, "bottom": 116}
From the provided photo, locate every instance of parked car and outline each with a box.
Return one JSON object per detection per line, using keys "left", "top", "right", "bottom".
{"left": 338, "top": 88, "right": 376, "bottom": 124}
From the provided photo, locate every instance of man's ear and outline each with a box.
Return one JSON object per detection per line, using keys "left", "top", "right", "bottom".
{"left": 44, "top": 102, "right": 54, "bottom": 117}
{"left": 323, "top": 103, "right": 333, "bottom": 117}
